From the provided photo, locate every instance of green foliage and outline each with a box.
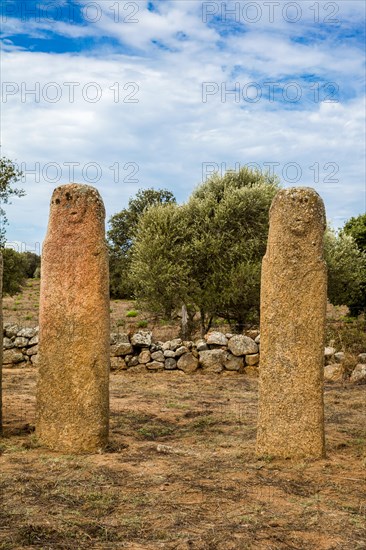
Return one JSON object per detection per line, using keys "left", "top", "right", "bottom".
{"left": 130, "top": 167, "right": 279, "bottom": 334}
{"left": 22, "top": 252, "right": 41, "bottom": 278}
{"left": 137, "top": 320, "right": 148, "bottom": 328}
{"left": 2, "top": 248, "right": 28, "bottom": 295}
{"left": 126, "top": 310, "right": 139, "bottom": 317}
{"left": 108, "top": 188, "right": 176, "bottom": 299}
{"left": 342, "top": 213, "right": 366, "bottom": 253}
{"left": 0, "top": 157, "right": 25, "bottom": 247}
{"left": 324, "top": 228, "right": 366, "bottom": 315}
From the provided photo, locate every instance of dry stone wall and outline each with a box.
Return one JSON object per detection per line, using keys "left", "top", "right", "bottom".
{"left": 3, "top": 325, "right": 365, "bottom": 382}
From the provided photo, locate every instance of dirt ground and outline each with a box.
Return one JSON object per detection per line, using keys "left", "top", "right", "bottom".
{"left": 0, "top": 368, "right": 365, "bottom": 550}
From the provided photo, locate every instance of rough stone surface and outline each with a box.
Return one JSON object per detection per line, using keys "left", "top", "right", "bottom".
{"left": 3, "top": 337, "right": 14, "bottom": 350}
{"left": 357, "top": 353, "right": 366, "bottom": 364}
{"left": 4, "top": 324, "right": 20, "bottom": 338}
{"left": 151, "top": 351, "right": 165, "bottom": 362}
{"left": 36, "top": 184, "right": 110, "bottom": 453}
{"left": 175, "top": 346, "right": 189, "bottom": 357}
{"left": 164, "top": 357, "right": 177, "bottom": 370}
{"left": 177, "top": 352, "right": 199, "bottom": 373}
{"left": 138, "top": 350, "right": 151, "bottom": 364}
{"left": 205, "top": 331, "right": 228, "bottom": 346}
{"left": 245, "top": 353, "right": 260, "bottom": 366}
{"left": 170, "top": 338, "right": 182, "bottom": 351}
{"left": 164, "top": 350, "right": 176, "bottom": 358}
{"left": 223, "top": 353, "right": 244, "bottom": 371}
{"left": 256, "top": 187, "right": 327, "bottom": 459}
{"left": 111, "top": 342, "right": 133, "bottom": 356}
{"left": 199, "top": 349, "right": 226, "bottom": 372}
{"left": 131, "top": 330, "right": 152, "bottom": 348}
{"left": 228, "top": 335, "right": 258, "bottom": 356}
{"left": 14, "top": 337, "right": 28, "bottom": 348}
{"left": 146, "top": 361, "right": 164, "bottom": 371}
{"left": 17, "top": 327, "right": 37, "bottom": 339}
{"left": 324, "top": 364, "right": 345, "bottom": 382}
{"left": 26, "top": 345, "right": 39, "bottom": 356}
{"left": 350, "top": 364, "right": 366, "bottom": 384}
{"left": 3, "top": 349, "right": 24, "bottom": 364}
{"left": 195, "top": 339, "right": 208, "bottom": 352}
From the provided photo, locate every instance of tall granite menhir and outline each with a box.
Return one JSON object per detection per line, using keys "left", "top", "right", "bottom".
{"left": 0, "top": 253, "right": 3, "bottom": 435}
{"left": 36, "top": 184, "right": 110, "bottom": 453}
{"left": 256, "top": 187, "right": 327, "bottom": 458}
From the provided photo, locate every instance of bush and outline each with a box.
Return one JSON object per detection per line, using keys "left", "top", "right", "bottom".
{"left": 2, "top": 248, "right": 28, "bottom": 295}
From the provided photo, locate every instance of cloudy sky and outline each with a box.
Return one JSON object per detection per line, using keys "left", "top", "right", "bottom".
{"left": 1, "top": 0, "right": 365, "bottom": 251}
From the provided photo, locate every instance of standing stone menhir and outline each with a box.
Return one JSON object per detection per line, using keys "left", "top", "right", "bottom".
{"left": 256, "top": 187, "right": 327, "bottom": 459}
{"left": 0, "top": 253, "right": 3, "bottom": 435}
{"left": 36, "top": 183, "right": 110, "bottom": 453}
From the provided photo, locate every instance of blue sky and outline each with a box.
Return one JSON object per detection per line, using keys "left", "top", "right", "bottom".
{"left": 1, "top": 0, "right": 365, "bottom": 250}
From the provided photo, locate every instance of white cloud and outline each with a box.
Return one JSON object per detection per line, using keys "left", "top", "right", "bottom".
{"left": 1, "top": 0, "right": 365, "bottom": 248}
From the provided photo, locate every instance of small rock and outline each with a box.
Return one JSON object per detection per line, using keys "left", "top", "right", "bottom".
{"left": 164, "top": 350, "right": 176, "bottom": 358}
{"left": 324, "top": 347, "right": 336, "bottom": 358}
{"left": 324, "top": 363, "right": 344, "bottom": 382}
{"left": 255, "top": 334, "right": 261, "bottom": 344}
{"left": 4, "top": 324, "right": 20, "bottom": 338}
{"left": 111, "top": 342, "right": 133, "bottom": 356}
{"left": 175, "top": 346, "right": 189, "bottom": 357}
{"left": 165, "top": 358, "right": 177, "bottom": 370}
{"left": 225, "top": 333, "right": 234, "bottom": 339}
{"left": 3, "top": 337, "right": 14, "bottom": 349}
{"left": 151, "top": 351, "right": 165, "bottom": 362}
{"left": 334, "top": 352, "right": 345, "bottom": 364}
{"left": 177, "top": 353, "right": 199, "bottom": 374}
{"left": 14, "top": 337, "right": 29, "bottom": 348}
{"left": 3, "top": 350, "right": 24, "bottom": 364}
{"left": 162, "top": 341, "right": 171, "bottom": 351}
{"left": 195, "top": 339, "right": 208, "bottom": 352}
{"left": 357, "top": 353, "right": 366, "bottom": 363}
{"left": 205, "top": 331, "right": 228, "bottom": 346}
{"left": 199, "top": 349, "right": 226, "bottom": 373}
{"left": 26, "top": 345, "right": 38, "bottom": 356}
{"left": 138, "top": 350, "right": 151, "bottom": 364}
{"left": 350, "top": 364, "right": 366, "bottom": 384}
{"left": 127, "top": 356, "right": 139, "bottom": 367}
{"left": 183, "top": 341, "right": 194, "bottom": 350}
{"left": 131, "top": 331, "right": 152, "bottom": 348}
{"left": 228, "top": 335, "right": 258, "bottom": 356}
{"left": 30, "top": 354, "right": 39, "bottom": 366}
{"left": 146, "top": 361, "right": 164, "bottom": 371}
{"left": 170, "top": 338, "right": 183, "bottom": 351}
{"left": 17, "top": 327, "right": 37, "bottom": 339}
{"left": 246, "top": 353, "right": 260, "bottom": 366}
{"left": 29, "top": 335, "right": 39, "bottom": 346}
{"left": 224, "top": 353, "right": 244, "bottom": 371}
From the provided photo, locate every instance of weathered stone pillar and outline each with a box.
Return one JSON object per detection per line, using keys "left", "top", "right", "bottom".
{"left": 0, "top": 252, "right": 3, "bottom": 436}
{"left": 36, "top": 184, "right": 110, "bottom": 453}
{"left": 256, "top": 187, "right": 327, "bottom": 459}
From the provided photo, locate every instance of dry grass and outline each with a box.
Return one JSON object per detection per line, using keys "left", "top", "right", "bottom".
{"left": 1, "top": 368, "right": 365, "bottom": 549}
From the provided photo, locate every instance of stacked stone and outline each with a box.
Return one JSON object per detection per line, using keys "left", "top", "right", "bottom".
{"left": 3, "top": 324, "right": 39, "bottom": 367}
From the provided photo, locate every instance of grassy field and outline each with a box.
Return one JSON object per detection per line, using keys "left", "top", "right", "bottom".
{"left": 1, "top": 368, "right": 365, "bottom": 550}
